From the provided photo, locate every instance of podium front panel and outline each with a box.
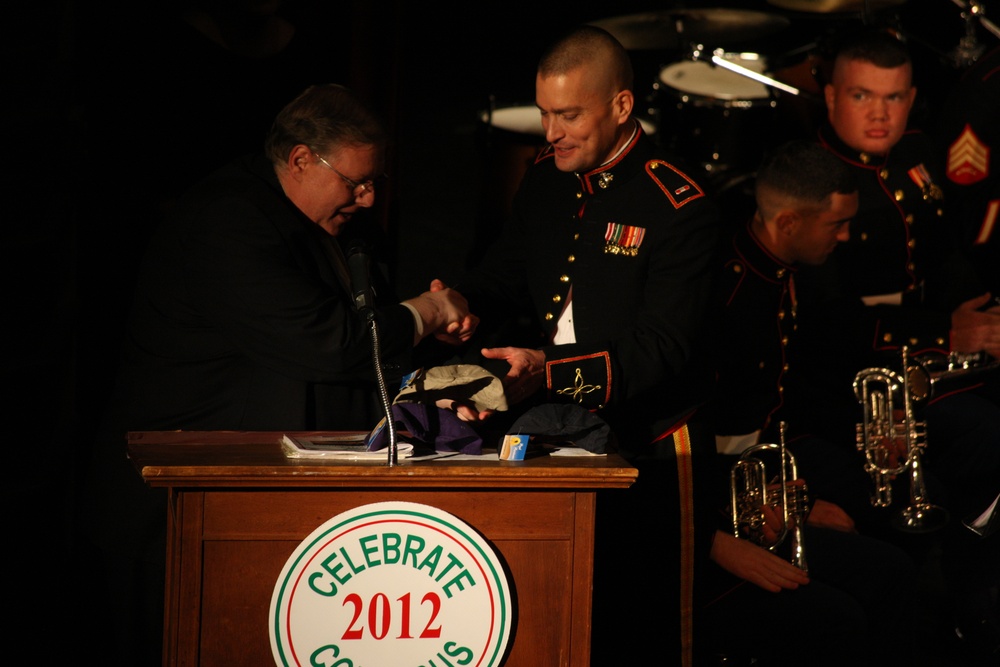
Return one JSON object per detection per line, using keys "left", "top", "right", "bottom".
{"left": 129, "top": 431, "right": 636, "bottom": 667}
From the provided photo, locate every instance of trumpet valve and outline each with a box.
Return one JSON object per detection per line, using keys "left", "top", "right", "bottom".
{"left": 736, "top": 504, "right": 767, "bottom": 543}
{"left": 788, "top": 479, "right": 810, "bottom": 521}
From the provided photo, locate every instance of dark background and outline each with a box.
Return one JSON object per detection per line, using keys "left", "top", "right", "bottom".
{"left": 6, "top": 0, "right": 994, "bottom": 658}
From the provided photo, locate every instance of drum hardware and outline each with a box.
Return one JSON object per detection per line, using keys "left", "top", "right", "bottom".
{"left": 590, "top": 8, "right": 791, "bottom": 51}
{"left": 766, "top": 0, "right": 906, "bottom": 18}
{"left": 730, "top": 422, "right": 809, "bottom": 573}
{"left": 691, "top": 45, "right": 801, "bottom": 96}
{"left": 853, "top": 346, "right": 950, "bottom": 533}
{"left": 948, "top": 0, "right": 1000, "bottom": 67}
{"left": 652, "top": 46, "right": 782, "bottom": 180}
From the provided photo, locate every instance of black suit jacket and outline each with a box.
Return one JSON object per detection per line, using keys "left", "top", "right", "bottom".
{"left": 111, "top": 154, "right": 414, "bottom": 432}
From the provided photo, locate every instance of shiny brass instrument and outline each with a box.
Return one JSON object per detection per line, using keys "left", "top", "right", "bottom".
{"left": 854, "top": 346, "right": 950, "bottom": 533}
{"left": 906, "top": 350, "right": 999, "bottom": 401}
{"left": 730, "top": 422, "right": 809, "bottom": 573}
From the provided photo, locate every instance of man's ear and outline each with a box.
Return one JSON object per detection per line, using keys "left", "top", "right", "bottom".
{"left": 287, "top": 144, "right": 312, "bottom": 177}
{"left": 824, "top": 83, "right": 836, "bottom": 116}
{"left": 775, "top": 209, "right": 801, "bottom": 235}
{"left": 615, "top": 90, "right": 634, "bottom": 125}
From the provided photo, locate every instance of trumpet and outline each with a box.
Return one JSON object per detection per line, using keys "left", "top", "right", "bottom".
{"left": 730, "top": 422, "right": 809, "bottom": 573}
{"left": 906, "top": 350, "right": 999, "bottom": 401}
{"left": 854, "top": 346, "right": 949, "bottom": 533}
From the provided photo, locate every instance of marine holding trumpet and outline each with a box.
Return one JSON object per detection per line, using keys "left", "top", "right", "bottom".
{"left": 697, "top": 140, "right": 920, "bottom": 667}
{"left": 787, "top": 28, "right": 1000, "bottom": 660}
{"left": 793, "top": 28, "right": 1000, "bottom": 519}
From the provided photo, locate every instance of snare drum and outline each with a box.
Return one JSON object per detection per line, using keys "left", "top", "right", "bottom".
{"left": 655, "top": 53, "right": 777, "bottom": 176}
{"left": 482, "top": 105, "right": 545, "bottom": 138}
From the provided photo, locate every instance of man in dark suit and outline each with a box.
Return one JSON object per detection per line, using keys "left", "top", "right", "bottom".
{"left": 114, "top": 83, "right": 476, "bottom": 432}
{"left": 80, "top": 83, "right": 477, "bottom": 665}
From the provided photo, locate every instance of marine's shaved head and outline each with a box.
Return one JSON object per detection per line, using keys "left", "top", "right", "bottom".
{"left": 538, "top": 25, "right": 633, "bottom": 95}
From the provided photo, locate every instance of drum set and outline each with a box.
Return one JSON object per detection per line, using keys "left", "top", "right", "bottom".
{"left": 597, "top": 1, "right": 997, "bottom": 184}
{"left": 592, "top": 4, "right": 845, "bottom": 189}
{"left": 478, "top": 1, "right": 998, "bottom": 216}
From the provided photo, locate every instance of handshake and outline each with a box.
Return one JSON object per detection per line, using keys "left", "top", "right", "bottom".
{"left": 403, "top": 279, "right": 546, "bottom": 417}
{"left": 403, "top": 279, "right": 478, "bottom": 346}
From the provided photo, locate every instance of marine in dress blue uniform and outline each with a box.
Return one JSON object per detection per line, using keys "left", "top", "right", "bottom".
{"left": 812, "top": 125, "right": 980, "bottom": 353}
{"left": 699, "top": 143, "right": 919, "bottom": 665}
{"left": 802, "top": 125, "right": 1000, "bottom": 519}
{"left": 458, "top": 26, "right": 720, "bottom": 666}
{"left": 463, "top": 120, "right": 720, "bottom": 666}
{"left": 468, "top": 123, "right": 718, "bottom": 447}
{"left": 797, "top": 30, "right": 1000, "bottom": 656}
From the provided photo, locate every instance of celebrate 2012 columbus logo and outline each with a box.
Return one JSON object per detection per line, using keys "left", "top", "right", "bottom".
{"left": 270, "top": 502, "right": 514, "bottom": 667}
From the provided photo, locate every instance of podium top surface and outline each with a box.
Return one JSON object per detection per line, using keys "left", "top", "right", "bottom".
{"left": 127, "top": 431, "right": 638, "bottom": 490}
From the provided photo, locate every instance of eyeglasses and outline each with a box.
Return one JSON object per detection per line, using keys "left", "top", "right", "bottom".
{"left": 313, "top": 152, "right": 379, "bottom": 198}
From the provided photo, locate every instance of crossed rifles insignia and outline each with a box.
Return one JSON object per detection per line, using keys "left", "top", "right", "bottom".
{"left": 556, "top": 368, "right": 602, "bottom": 404}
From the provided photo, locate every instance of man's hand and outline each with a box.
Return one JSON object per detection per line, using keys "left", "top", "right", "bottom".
{"left": 710, "top": 531, "right": 810, "bottom": 593}
{"left": 481, "top": 346, "right": 546, "bottom": 404}
{"left": 404, "top": 279, "right": 478, "bottom": 345}
{"left": 428, "top": 279, "right": 478, "bottom": 345}
{"left": 806, "top": 499, "right": 857, "bottom": 533}
{"left": 434, "top": 398, "right": 494, "bottom": 423}
{"left": 759, "top": 501, "right": 784, "bottom": 546}
{"left": 951, "top": 292, "right": 1000, "bottom": 359}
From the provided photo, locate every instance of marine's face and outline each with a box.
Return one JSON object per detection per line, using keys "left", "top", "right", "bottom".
{"left": 788, "top": 191, "right": 857, "bottom": 266}
{"left": 825, "top": 59, "right": 916, "bottom": 156}
{"left": 536, "top": 67, "right": 630, "bottom": 173}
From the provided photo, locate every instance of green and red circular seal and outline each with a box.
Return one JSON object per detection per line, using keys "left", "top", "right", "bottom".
{"left": 270, "top": 501, "right": 514, "bottom": 667}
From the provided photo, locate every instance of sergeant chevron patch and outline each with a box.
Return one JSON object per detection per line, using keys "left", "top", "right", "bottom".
{"left": 947, "top": 124, "right": 989, "bottom": 185}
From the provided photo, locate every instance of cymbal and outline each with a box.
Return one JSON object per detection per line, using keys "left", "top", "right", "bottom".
{"left": 766, "top": 0, "right": 905, "bottom": 14}
{"left": 590, "top": 8, "right": 792, "bottom": 51}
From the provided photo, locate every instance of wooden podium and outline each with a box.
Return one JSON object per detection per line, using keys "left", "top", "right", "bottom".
{"left": 128, "top": 431, "right": 637, "bottom": 667}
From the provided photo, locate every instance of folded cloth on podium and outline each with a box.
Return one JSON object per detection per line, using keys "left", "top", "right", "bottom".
{"left": 366, "top": 402, "right": 483, "bottom": 454}
{"left": 394, "top": 365, "right": 508, "bottom": 413}
{"left": 508, "top": 404, "right": 611, "bottom": 453}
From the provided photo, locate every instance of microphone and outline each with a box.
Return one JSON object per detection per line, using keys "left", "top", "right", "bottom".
{"left": 347, "top": 240, "right": 376, "bottom": 322}
{"left": 347, "top": 239, "right": 397, "bottom": 465}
